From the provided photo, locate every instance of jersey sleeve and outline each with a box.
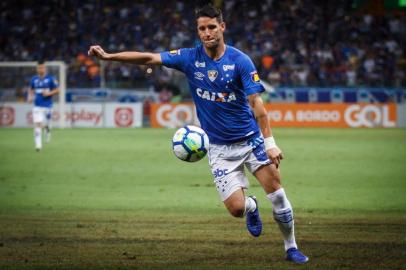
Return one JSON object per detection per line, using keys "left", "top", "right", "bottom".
{"left": 50, "top": 76, "right": 59, "bottom": 89}
{"left": 160, "top": 48, "right": 192, "bottom": 73}
{"left": 238, "top": 54, "right": 265, "bottom": 95}
{"left": 30, "top": 77, "right": 35, "bottom": 89}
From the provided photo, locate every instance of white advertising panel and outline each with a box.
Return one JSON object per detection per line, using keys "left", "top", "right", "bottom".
{"left": 0, "top": 102, "right": 142, "bottom": 128}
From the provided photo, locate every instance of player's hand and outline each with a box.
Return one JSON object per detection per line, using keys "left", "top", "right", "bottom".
{"left": 267, "top": 147, "right": 284, "bottom": 168}
{"left": 88, "top": 45, "right": 111, "bottom": 60}
{"left": 42, "top": 91, "right": 51, "bottom": 97}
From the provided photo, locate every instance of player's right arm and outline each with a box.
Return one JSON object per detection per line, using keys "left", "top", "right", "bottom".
{"left": 27, "top": 88, "right": 34, "bottom": 103}
{"left": 27, "top": 78, "right": 35, "bottom": 103}
{"left": 88, "top": 45, "right": 162, "bottom": 65}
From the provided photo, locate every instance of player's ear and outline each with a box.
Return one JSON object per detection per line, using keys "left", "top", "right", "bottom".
{"left": 220, "top": 22, "right": 226, "bottom": 32}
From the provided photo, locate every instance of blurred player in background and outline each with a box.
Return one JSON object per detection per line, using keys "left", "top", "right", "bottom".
{"left": 88, "top": 4, "right": 308, "bottom": 263}
{"left": 27, "top": 61, "right": 59, "bottom": 151}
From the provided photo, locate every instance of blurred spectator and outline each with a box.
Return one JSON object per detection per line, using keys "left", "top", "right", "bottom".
{"left": 0, "top": 0, "right": 404, "bottom": 88}
{"left": 158, "top": 87, "right": 173, "bottom": 103}
{"left": 15, "top": 87, "right": 27, "bottom": 102}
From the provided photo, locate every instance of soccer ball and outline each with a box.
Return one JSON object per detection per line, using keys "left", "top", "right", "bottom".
{"left": 172, "top": 125, "right": 209, "bottom": 162}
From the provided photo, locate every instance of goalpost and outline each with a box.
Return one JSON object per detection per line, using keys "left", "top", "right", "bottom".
{"left": 0, "top": 61, "right": 67, "bottom": 128}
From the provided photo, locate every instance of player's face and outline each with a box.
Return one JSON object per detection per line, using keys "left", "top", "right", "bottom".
{"left": 37, "top": 64, "right": 46, "bottom": 77}
{"left": 197, "top": 17, "right": 225, "bottom": 49}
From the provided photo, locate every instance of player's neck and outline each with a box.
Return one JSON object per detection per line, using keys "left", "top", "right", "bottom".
{"left": 204, "top": 43, "right": 226, "bottom": 61}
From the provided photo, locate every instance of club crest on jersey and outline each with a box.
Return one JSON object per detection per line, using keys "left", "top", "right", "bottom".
{"left": 250, "top": 71, "right": 260, "bottom": 83}
{"left": 208, "top": 70, "right": 218, "bottom": 82}
{"left": 169, "top": 49, "right": 180, "bottom": 55}
{"left": 196, "top": 88, "right": 237, "bottom": 103}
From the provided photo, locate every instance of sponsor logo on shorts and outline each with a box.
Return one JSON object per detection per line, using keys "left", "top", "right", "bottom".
{"left": 213, "top": 168, "right": 229, "bottom": 178}
{"left": 247, "top": 137, "right": 264, "bottom": 149}
{"left": 253, "top": 145, "right": 269, "bottom": 162}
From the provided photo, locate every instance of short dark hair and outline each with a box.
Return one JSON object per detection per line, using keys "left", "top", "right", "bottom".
{"left": 37, "top": 60, "right": 45, "bottom": 65}
{"left": 195, "top": 4, "right": 223, "bottom": 23}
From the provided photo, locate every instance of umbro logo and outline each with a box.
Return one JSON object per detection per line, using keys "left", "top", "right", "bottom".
{"left": 194, "top": 72, "right": 205, "bottom": 80}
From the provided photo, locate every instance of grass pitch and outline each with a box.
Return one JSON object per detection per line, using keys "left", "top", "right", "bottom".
{"left": 0, "top": 128, "right": 405, "bottom": 270}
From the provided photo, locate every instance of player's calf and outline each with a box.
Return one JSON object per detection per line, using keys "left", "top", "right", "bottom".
{"left": 45, "top": 126, "right": 51, "bottom": 143}
{"left": 267, "top": 188, "right": 297, "bottom": 250}
{"left": 34, "top": 126, "right": 42, "bottom": 151}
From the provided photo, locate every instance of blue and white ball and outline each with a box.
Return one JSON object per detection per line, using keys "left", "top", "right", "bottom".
{"left": 172, "top": 125, "right": 209, "bottom": 162}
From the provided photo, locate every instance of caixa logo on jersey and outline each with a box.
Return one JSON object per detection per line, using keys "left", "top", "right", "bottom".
{"left": 213, "top": 168, "right": 229, "bottom": 178}
{"left": 196, "top": 88, "right": 237, "bottom": 103}
{"left": 0, "top": 106, "right": 15, "bottom": 126}
{"left": 115, "top": 108, "right": 133, "bottom": 127}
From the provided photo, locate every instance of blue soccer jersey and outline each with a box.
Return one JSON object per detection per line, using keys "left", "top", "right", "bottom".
{"left": 30, "top": 75, "right": 58, "bottom": 108}
{"left": 160, "top": 45, "right": 265, "bottom": 144}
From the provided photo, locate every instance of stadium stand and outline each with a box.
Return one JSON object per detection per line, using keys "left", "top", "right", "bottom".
{"left": 0, "top": 0, "right": 405, "bottom": 89}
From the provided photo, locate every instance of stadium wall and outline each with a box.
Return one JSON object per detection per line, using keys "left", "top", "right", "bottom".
{"left": 1, "top": 102, "right": 405, "bottom": 128}
{"left": 0, "top": 103, "right": 142, "bottom": 128}
{"left": 397, "top": 104, "right": 406, "bottom": 128}
{"left": 150, "top": 103, "right": 400, "bottom": 128}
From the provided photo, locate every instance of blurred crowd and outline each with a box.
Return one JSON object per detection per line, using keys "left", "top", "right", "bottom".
{"left": 1, "top": 0, "right": 405, "bottom": 90}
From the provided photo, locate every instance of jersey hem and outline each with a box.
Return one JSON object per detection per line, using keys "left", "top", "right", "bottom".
{"left": 208, "top": 131, "right": 260, "bottom": 145}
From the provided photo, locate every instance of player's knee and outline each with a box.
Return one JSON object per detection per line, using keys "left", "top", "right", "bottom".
{"left": 227, "top": 202, "right": 245, "bottom": 218}
{"left": 230, "top": 208, "right": 245, "bottom": 218}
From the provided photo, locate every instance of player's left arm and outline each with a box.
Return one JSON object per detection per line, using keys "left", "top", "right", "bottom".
{"left": 27, "top": 78, "right": 35, "bottom": 103}
{"left": 42, "top": 87, "right": 59, "bottom": 97}
{"left": 248, "top": 93, "right": 283, "bottom": 168}
{"left": 42, "top": 78, "right": 59, "bottom": 97}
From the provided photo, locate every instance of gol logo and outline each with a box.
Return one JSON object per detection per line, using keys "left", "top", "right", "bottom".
{"left": 115, "top": 108, "right": 133, "bottom": 127}
{"left": 344, "top": 104, "right": 396, "bottom": 128}
{"left": 155, "top": 104, "right": 197, "bottom": 128}
{"left": 0, "top": 106, "right": 15, "bottom": 126}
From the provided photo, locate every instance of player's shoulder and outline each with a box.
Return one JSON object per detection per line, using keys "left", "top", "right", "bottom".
{"left": 164, "top": 47, "right": 198, "bottom": 62}
{"left": 168, "top": 47, "right": 198, "bottom": 56}
{"left": 226, "top": 45, "right": 253, "bottom": 64}
{"left": 47, "top": 75, "right": 58, "bottom": 85}
{"left": 30, "top": 75, "right": 39, "bottom": 84}
{"left": 226, "top": 45, "right": 246, "bottom": 56}
{"left": 182, "top": 45, "right": 201, "bottom": 58}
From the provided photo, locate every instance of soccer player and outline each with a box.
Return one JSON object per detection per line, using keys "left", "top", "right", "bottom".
{"left": 88, "top": 4, "right": 308, "bottom": 263}
{"left": 27, "top": 61, "right": 59, "bottom": 151}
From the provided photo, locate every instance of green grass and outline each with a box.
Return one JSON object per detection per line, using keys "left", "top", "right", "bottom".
{"left": 0, "top": 128, "right": 405, "bottom": 270}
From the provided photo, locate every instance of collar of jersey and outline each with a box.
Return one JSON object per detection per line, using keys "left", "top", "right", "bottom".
{"left": 201, "top": 44, "right": 228, "bottom": 63}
